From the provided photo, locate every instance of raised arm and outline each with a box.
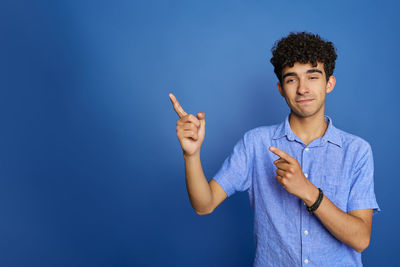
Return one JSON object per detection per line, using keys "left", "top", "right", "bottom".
{"left": 169, "top": 93, "right": 227, "bottom": 215}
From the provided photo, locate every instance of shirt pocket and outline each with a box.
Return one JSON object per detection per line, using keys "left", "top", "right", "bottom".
{"left": 319, "top": 175, "right": 349, "bottom": 212}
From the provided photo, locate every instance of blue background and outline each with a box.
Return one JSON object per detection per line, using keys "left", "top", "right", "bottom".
{"left": 1, "top": 0, "right": 398, "bottom": 266}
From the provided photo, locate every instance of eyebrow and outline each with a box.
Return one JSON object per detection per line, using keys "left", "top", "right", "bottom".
{"left": 282, "top": 69, "right": 323, "bottom": 81}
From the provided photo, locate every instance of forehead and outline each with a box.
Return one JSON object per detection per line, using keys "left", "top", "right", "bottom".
{"left": 282, "top": 62, "right": 325, "bottom": 76}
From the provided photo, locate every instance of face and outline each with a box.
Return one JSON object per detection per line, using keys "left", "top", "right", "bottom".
{"left": 277, "top": 62, "right": 336, "bottom": 119}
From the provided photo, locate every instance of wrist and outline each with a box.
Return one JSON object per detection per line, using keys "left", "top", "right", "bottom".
{"left": 306, "top": 188, "right": 324, "bottom": 214}
{"left": 302, "top": 184, "right": 320, "bottom": 207}
{"left": 183, "top": 151, "right": 200, "bottom": 160}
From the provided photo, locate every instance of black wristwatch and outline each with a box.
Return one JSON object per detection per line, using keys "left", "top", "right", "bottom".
{"left": 306, "top": 188, "right": 323, "bottom": 214}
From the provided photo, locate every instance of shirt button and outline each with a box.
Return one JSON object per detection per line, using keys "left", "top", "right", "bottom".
{"left": 304, "top": 173, "right": 308, "bottom": 178}
{"left": 305, "top": 147, "right": 309, "bottom": 151}
{"left": 304, "top": 259, "right": 309, "bottom": 264}
{"left": 304, "top": 230, "right": 309, "bottom": 235}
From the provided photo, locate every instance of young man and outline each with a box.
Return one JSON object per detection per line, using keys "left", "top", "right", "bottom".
{"left": 169, "top": 32, "right": 380, "bottom": 266}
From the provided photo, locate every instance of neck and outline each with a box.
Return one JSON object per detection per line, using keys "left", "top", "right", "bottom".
{"left": 288, "top": 111, "right": 328, "bottom": 146}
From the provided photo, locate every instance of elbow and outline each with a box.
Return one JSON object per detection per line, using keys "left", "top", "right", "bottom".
{"left": 195, "top": 208, "right": 214, "bottom": 216}
{"left": 354, "top": 237, "right": 370, "bottom": 253}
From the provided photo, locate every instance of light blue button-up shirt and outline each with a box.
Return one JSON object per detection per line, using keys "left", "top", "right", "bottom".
{"left": 213, "top": 114, "right": 380, "bottom": 267}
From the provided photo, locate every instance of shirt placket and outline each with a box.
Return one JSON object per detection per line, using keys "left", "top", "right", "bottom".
{"left": 300, "top": 145, "right": 312, "bottom": 266}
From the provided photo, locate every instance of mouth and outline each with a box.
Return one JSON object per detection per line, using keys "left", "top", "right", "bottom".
{"left": 296, "top": 99, "right": 314, "bottom": 104}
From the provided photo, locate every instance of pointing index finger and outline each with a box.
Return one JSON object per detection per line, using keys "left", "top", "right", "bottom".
{"left": 169, "top": 93, "right": 188, "bottom": 118}
{"left": 269, "top": 146, "right": 294, "bottom": 163}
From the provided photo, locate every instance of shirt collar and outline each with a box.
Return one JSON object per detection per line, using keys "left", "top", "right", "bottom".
{"left": 272, "top": 114, "right": 342, "bottom": 148}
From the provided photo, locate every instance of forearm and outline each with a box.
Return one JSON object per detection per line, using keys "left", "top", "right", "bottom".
{"left": 303, "top": 186, "right": 370, "bottom": 252}
{"left": 184, "top": 152, "right": 213, "bottom": 214}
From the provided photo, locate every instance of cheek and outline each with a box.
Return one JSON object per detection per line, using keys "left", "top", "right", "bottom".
{"left": 318, "top": 90, "right": 327, "bottom": 102}
{"left": 282, "top": 86, "right": 296, "bottom": 98}
{"left": 313, "top": 83, "right": 328, "bottom": 97}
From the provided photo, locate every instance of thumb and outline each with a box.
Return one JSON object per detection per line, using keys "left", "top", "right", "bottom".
{"left": 197, "top": 112, "right": 206, "bottom": 135}
{"left": 197, "top": 112, "right": 205, "bottom": 121}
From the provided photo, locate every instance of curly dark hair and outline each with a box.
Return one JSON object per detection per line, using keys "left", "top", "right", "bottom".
{"left": 270, "top": 32, "right": 337, "bottom": 83}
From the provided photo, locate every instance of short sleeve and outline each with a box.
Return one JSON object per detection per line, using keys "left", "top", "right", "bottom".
{"left": 212, "top": 133, "right": 252, "bottom": 197}
{"left": 347, "top": 143, "right": 381, "bottom": 215}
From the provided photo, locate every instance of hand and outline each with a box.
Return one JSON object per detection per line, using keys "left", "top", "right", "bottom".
{"left": 169, "top": 93, "right": 206, "bottom": 157}
{"left": 269, "top": 146, "right": 317, "bottom": 202}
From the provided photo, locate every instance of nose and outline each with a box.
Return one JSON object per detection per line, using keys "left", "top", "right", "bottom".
{"left": 297, "top": 78, "right": 309, "bottom": 95}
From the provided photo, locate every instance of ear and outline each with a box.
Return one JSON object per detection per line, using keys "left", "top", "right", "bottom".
{"left": 277, "top": 82, "right": 284, "bottom": 97}
{"left": 326, "top": 75, "right": 336, "bottom": 94}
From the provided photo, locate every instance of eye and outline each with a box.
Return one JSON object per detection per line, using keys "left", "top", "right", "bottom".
{"left": 310, "top": 76, "right": 318, "bottom": 80}
{"left": 286, "top": 79, "right": 295, "bottom": 83}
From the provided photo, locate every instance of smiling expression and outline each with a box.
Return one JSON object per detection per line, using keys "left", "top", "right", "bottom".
{"left": 277, "top": 62, "right": 336, "bottom": 118}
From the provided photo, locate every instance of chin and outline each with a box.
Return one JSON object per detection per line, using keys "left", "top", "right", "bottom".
{"left": 291, "top": 109, "right": 318, "bottom": 118}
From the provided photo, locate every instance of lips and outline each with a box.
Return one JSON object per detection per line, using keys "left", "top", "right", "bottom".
{"left": 296, "top": 99, "right": 314, "bottom": 104}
